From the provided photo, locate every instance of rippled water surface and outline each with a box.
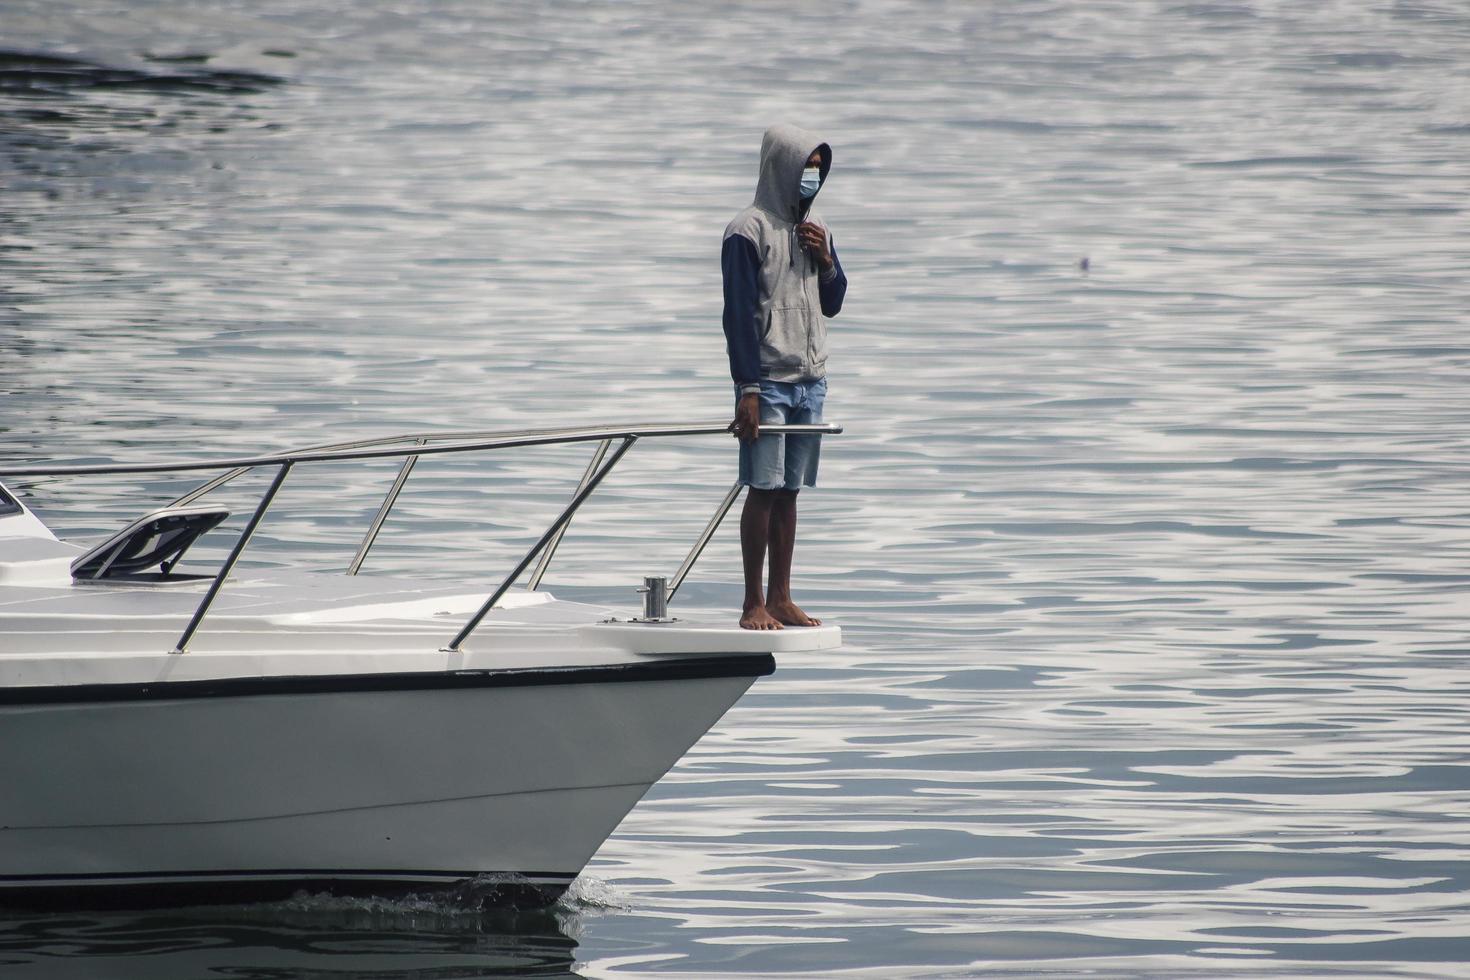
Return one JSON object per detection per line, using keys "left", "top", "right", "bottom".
{"left": 3, "top": 1, "right": 1470, "bottom": 976}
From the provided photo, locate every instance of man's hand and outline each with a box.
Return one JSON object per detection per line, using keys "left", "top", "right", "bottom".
{"left": 796, "top": 222, "right": 833, "bottom": 273}
{"left": 729, "top": 393, "right": 761, "bottom": 442}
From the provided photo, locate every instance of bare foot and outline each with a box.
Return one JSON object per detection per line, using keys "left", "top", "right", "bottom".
{"left": 767, "top": 599, "right": 821, "bottom": 627}
{"left": 740, "top": 604, "right": 784, "bottom": 630}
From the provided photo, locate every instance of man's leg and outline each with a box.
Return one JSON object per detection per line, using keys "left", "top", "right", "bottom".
{"left": 740, "top": 488, "right": 783, "bottom": 630}
{"left": 765, "top": 489, "right": 821, "bottom": 627}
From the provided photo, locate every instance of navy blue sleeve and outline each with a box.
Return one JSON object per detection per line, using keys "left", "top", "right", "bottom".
{"left": 819, "top": 242, "right": 847, "bottom": 318}
{"left": 722, "top": 234, "right": 763, "bottom": 392}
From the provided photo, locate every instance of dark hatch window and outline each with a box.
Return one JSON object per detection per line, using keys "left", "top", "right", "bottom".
{"left": 71, "top": 506, "right": 230, "bottom": 580}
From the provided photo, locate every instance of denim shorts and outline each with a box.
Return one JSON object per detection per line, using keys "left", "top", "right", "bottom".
{"left": 737, "top": 377, "right": 827, "bottom": 491}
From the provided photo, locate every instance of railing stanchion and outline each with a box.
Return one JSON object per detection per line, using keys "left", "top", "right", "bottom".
{"left": 170, "top": 462, "right": 292, "bottom": 655}
{"left": 348, "top": 437, "right": 427, "bottom": 576}
{"left": 667, "top": 482, "right": 744, "bottom": 604}
{"left": 447, "top": 436, "right": 637, "bottom": 652}
{"left": 528, "top": 438, "right": 610, "bottom": 591}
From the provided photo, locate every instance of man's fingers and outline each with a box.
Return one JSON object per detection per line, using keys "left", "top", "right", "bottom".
{"left": 730, "top": 419, "right": 759, "bottom": 442}
{"left": 733, "top": 395, "right": 761, "bottom": 442}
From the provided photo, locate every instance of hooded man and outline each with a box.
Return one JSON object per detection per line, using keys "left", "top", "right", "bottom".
{"left": 722, "top": 124, "right": 848, "bottom": 630}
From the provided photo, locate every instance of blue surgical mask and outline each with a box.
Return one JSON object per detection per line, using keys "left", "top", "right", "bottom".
{"left": 799, "top": 167, "right": 822, "bottom": 199}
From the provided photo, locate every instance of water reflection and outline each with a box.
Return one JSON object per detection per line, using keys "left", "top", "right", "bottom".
{"left": 0, "top": 43, "right": 286, "bottom": 387}
{"left": 0, "top": 49, "right": 281, "bottom": 97}
{"left": 0, "top": 897, "right": 581, "bottom": 979}
{"left": 0, "top": 46, "right": 283, "bottom": 170}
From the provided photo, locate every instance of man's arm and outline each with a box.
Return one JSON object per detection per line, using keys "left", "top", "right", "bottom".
{"left": 797, "top": 223, "right": 847, "bottom": 317}
{"left": 722, "top": 234, "right": 763, "bottom": 395}
{"left": 819, "top": 242, "right": 847, "bottom": 318}
{"left": 723, "top": 234, "right": 764, "bottom": 442}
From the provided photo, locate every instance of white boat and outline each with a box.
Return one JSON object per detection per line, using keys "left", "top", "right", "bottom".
{"left": 0, "top": 423, "right": 841, "bottom": 909}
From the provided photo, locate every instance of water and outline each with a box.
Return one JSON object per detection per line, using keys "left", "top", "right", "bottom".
{"left": 2, "top": 0, "right": 1469, "bottom": 975}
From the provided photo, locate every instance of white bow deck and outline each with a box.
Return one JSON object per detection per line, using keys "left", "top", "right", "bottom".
{"left": 0, "top": 565, "right": 840, "bottom": 686}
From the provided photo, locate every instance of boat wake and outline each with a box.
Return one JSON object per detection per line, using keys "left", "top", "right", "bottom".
{"left": 267, "top": 873, "right": 630, "bottom": 920}
{"left": 557, "top": 875, "right": 632, "bottom": 913}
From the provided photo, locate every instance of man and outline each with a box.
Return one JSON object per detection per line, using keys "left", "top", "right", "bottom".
{"left": 722, "top": 124, "right": 848, "bottom": 630}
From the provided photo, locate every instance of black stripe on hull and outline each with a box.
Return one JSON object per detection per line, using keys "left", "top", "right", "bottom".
{"left": 0, "top": 869, "right": 578, "bottom": 911}
{"left": 0, "top": 652, "right": 775, "bottom": 706}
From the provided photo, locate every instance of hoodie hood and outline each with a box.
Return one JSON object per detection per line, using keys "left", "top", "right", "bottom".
{"left": 753, "top": 123, "right": 831, "bottom": 223}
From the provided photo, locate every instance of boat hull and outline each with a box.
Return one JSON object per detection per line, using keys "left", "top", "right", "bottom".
{"left": 0, "top": 654, "right": 772, "bottom": 908}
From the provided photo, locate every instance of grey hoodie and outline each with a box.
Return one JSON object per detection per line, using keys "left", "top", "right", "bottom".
{"left": 722, "top": 124, "right": 847, "bottom": 390}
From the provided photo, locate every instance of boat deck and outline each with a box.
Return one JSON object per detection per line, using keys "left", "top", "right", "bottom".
{"left": 0, "top": 568, "right": 840, "bottom": 686}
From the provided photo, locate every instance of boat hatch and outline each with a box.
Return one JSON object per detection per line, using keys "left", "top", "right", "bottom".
{"left": 70, "top": 505, "right": 230, "bottom": 581}
{"left": 0, "top": 485, "right": 19, "bottom": 518}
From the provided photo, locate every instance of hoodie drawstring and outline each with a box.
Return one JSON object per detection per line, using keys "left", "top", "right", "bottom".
{"left": 790, "top": 207, "right": 800, "bottom": 269}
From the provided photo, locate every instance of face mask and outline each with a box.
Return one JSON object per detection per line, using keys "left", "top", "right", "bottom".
{"left": 799, "top": 167, "right": 822, "bottom": 199}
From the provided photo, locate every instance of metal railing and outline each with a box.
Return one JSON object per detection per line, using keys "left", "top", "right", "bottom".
{"left": 0, "top": 421, "right": 841, "bottom": 654}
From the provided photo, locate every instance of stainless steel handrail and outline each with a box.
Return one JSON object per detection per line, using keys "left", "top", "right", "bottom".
{"left": 0, "top": 422, "right": 841, "bottom": 477}
{"left": 668, "top": 482, "right": 746, "bottom": 602}
{"left": 167, "top": 432, "right": 431, "bottom": 508}
{"left": 347, "top": 437, "right": 427, "bottom": 576}
{"left": 1, "top": 421, "right": 842, "bottom": 653}
{"left": 527, "top": 438, "right": 610, "bottom": 591}
{"left": 166, "top": 429, "right": 556, "bottom": 509}
{"left": 171, "top": 462, "right": 293, "bottom": 655}
{"left": 447, "top": 436, "right": 637, "bottom": 651}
